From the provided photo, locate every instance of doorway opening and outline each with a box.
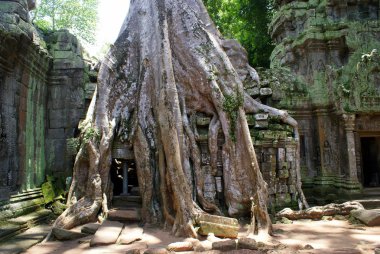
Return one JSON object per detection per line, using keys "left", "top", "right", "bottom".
{"left": 361, "top": 137, "right": 380, "bottom": 187}
{"left": 110, "top": 159, "right": 138, "bottom": 196}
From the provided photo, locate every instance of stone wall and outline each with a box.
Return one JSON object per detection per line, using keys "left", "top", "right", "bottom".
{"left": 270, "top": 0, "right": 380, "bottom": 203}
{"left": 0, "top": 0, "right": 86, "bottom": 202}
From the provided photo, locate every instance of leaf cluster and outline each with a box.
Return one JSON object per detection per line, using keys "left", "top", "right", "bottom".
{"left": 203, "top": 0, "right": 275, "bottom": 67}
{"left": 31, "top": 0, "right": 99, "bottom": 44}
{"left": 223, "top": 88, "right": 244, "bottom": 141}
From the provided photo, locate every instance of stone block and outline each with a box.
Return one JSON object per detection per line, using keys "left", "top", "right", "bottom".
{"left": 196, "top": 116, "right": 211, "bottom": 126}
{"left": 1, "top": 2, "right": 29, "bottom": 22}
{"left": 90, "top": 220, "right": 124, "bottom": 246}
{"left": 212, "top": 239, "right": 237, "bottom": 251}
{"left": 144, "top": 248, "right": 168, "bottom": 254}
{"left": 167, "top": 242, "right": 193, "bottom": 252}
{"left": 278, "top": 169, "right": 289, "bottom": 179}
{"left": 198, "top": 221, "right": 239, "bottom": 238}
{"left": 47, "top": 129, "right": 65, "bottom": 139}
{"left": 118, "top": 224, "right": 143, "bottom": 244}
{"left": 277, "top": 184, "right": 288, "bottom": 193}
{"left": 108, "top": 208, "right": 141, "bottom": 221}
{"left": 289, "top": 185, "right": 296, "bottom": 194}
{"left": 255, "top": 120, "right": 269, "bottom": 129}
{"left": 195, "top": 213, "right": 238, "bottom": 226}
{"left": 52, "top": 227, "right": 88, "bottom": 241}
{"left": 350, "top": 209, "right": 380, "bottom": 226}
{"left": 246, "top": 87, "right": 260, "bottom": 97}
{"left": 53, "top": 50, "right": 76, "bottom": 59}
{"left": 237, "top": 237, "right": 257, "bottom": 250}
{"left": 81, "top": 223, "right": 100, "bottom": 235}
{"left": 254, "top": 113, "right": 269, "bottom": 121}
{"left": 260, "top": 88, "right": 272, "bottom": 96}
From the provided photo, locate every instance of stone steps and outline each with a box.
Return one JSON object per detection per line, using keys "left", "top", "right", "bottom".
{"left": 0, "top": 224, "right": 51, "bottom": 254}
{"left": 90, "top": 220, "right": 124, "bottom": 247}
{"left": 108, "top": 207, "right": 141, "bottom": 222}
{"left": 0, "top": 209, "right": 52, "bottom": 242}
{"left": 112, "top": 195, "right": 142, "bottom": 208}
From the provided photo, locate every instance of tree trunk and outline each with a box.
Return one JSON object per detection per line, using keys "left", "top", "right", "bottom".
{"left": 54, "top": 0, "right": 307, "bottom": 237}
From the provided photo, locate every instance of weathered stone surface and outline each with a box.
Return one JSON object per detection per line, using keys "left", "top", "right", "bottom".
{"left": 260, "top": 88, "right": 272, "bottom": 96}
{"left": 350, "top": 209, "right": 380, "bottom": 226}
{"left": 298, "top": 248, "right": 361, "bottom": 254}
{"left": 195, "top": 214, "right": 239, "bottom": 226}
{"left": 81, "top": 223, "right": 100, "bottom": 235}
{"left": 108, "top": 208, "right": 141, "bottom": 221}
{"left": 197, "top": 240, "right": 213, "bottom": 251}
{"left": 237, "top": 238, "right": 257, "bottom": 250}
{"left": 212, "top": 239, "right": 237, "bottom": 251}
{"left": 198, "top": 221, "right": 239, "bottom": 238}
{"left": 277, "top": 202, "right": 364, "bottom": 220}
{"left": 52, "top": 227, "right": 87, "bottom": 241}
{"left": 118, "top": 224, "right": 143, "bottom": 244}
{"left": 206, "top": 233, "right": 226, "bottom": 243}
{"left": 143, "top": 248, "right": 168, "bottom": 254}
{"left": 0, "top": 224, "right": 50, "bottom": 254}
{"left": 167, "top": 241, "right": 193, "bottom": 252}
{"left": 90, "top": 220, "right": 124, "bottom": 246}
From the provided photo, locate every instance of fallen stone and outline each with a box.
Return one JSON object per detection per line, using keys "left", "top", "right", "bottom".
{"left": 198, "top": 221, "right": 239, "bottom": 238}
{"left": 195, "top": 214, "right": 239, "bottom": 226}
{"left": 212, "top": 239, "right": 237, "bottom": 251}
{"left": 277, "top": 202, "right": 364, "bottom": 220}
{"left": 81, "top": 223, "right": 100, "bottom": 235}
{"left": 197, "top": 240, "right": 213, "bottom": 251}
{"left": 303, "top": 244, "right": 314, "bottom": 250}
{"left": 125, "top": 242, "right": 148, "bottom": 254}
{"left": 144, "top": 248, "right": 168, "bottom": 254}
{"left": 237, "top": 237, "right": 257, "bottom": 250}
{"left": 350, "top": 209, "right": 380, "bottom": 226}
{"left": 207, "top": 233, "right": 228, "bottom": 242}
{"left": 126, "top": 250, "right": 143, "bottom": 254}
{"left": 118, "top": 224, "right": 143, "bottom": 244}
{"left": 108, "top": 208, "right": 141, "bottom": 221}
{"left": 167, "top": 241, "right": 193, "bottom": 252}
{"left": 299, "top": 248, "right": 361, "bottom": 254}
{"left": 52, "top": 227, "right": 88, "bottom": 241}
{"left": 90, "top": 220, "right": 124, "bottom": 247}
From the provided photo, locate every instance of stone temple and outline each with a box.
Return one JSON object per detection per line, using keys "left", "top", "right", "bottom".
{"left": 0, "top": 0, "right": 379, "bottom": 239}
{"left": 266, "top": 0, "right": 380, "bottom": 203}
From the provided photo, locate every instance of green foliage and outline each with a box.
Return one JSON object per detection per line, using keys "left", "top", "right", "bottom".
{"left": 83, "top": 127, "right": 100, "bottom": 144}
{"left": 31, "top": 0, "right": 98, "bottom": 43}
{"left": 203, "top": 0, "right": 274, "bottom": 67}
{"left": 223, "top": 88, "right": 244, "bottom": 141}
{"left": 66, "top": 137, "right": 80, "bottom": 154}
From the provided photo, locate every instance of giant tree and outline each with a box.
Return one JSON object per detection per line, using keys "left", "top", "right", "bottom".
{"left": 53, "top": 0, "right": 307, "bottom": 237}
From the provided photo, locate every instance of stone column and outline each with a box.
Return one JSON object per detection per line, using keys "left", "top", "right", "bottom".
{"left": 122, "top": 162, "right": 128, "bottom": 195}
{"left": 343, "top": 114, "right": 358, "bottom": 182}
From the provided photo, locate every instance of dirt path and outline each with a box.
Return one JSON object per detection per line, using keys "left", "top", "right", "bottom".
{"left": 24, "top": 220, "right": 380, "bottom": 254}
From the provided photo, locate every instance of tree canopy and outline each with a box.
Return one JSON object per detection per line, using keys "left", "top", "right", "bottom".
{"left": 203, "top": 0, "right": 274, "bottom": 68}
{"left": 32, "top": 0, "right": 98, "bottom": 43}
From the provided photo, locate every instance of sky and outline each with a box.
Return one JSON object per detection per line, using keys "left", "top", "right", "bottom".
{"left": 87, "top": 0, "right": 130, "bottom": 56}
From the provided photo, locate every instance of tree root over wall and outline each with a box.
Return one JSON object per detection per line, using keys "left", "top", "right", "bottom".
{"left": 52, "top": 0, "right": 308, "bottom": 238}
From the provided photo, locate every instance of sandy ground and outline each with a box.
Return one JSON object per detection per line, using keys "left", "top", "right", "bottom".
{"left": 24, "top": 220, "right": 380, "bottom": 254}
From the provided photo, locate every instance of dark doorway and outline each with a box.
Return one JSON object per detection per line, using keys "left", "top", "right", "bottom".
{"left": 361, "top": 137, "right": 380, "bottom": 187}
{"left": 110, "top": 159, "right": 124, "bottom": 196}
{"left": 110, "top": 159, "right": 139, "bottom": 196}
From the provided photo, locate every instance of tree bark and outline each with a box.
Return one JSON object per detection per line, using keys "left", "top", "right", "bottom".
{"left": 54, "top": 0, "right": 307, "bottom": 237}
